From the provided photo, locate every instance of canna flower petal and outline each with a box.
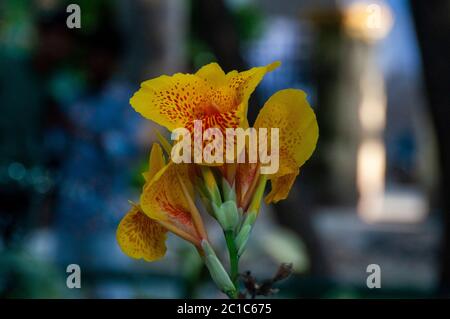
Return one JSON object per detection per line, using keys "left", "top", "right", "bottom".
{"left": 195, "top": 62, "right": 227, "bottom": 86}
{"left": 117, "top": 143, "right": 168, "bottom": 262}
{"left": 130, "top": 73, "right": 213, "bottom": 131}
{"left": 196, "top": 61, "right": 281, "bottom": 122}
{"left": 141, "top": 162, "right": 205, "bottom": 245}
{"left": 116, "top": 205, "right": 167, "bottom": 262}
{"left": 143, "top": 143, "right": 166, "bottom": 182}
{"left": 235, "top": 160, "right": 259, "bottom": 208}
{"left": 263, "top": 171, "right": 297, "bottom": 204}
{"left": 254, "top": 89, "right": 318, "bottom": 203}
{"left": 130, "top": 62, "right": 280, "bottom": 135}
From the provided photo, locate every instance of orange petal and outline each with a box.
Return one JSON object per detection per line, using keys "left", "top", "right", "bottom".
{"left": 235, "top": 160, "right": 259, "bottom": 208}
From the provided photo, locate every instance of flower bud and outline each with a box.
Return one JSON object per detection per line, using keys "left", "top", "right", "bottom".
{"left": 221, "top": 178, "right": 236, "bottom": 202}
{"left": 201, "top": 239, "right": 215, "bottom": 256}
{"left": 235, "top": 224, "right": 252, "bottom": 256}
{"left": 212, "top": 200, "right": 240, "bottom": 231}
{"left": 200, "top": 166, "right": 222, "bottom": 205}
{"left": 205, "top": 255, "right": 236, "bottom": 295}
{"left": 247, "top": 175, "right": 267, "bottom": 214}
{"left": 242, "top": 210, "right": 257, "bottom": 228}
{"left": 201, "top": 240, "right": 235, "bottom": 295}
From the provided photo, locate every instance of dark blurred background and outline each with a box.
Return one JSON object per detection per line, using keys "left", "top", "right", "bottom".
{"left": 0, "top": 0, "right": 449, "bottom": 298}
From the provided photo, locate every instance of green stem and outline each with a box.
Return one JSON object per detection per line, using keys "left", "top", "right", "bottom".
{"left": 224, "top": 230, "right": 239, "bottom": 298}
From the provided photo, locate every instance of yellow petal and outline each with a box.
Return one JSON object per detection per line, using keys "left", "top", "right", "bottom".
{"left": 264, "top": 171, "right": 298, "bottom": 204}
{"left": 195, "top": 62, "right": 226, "bottom": 86}
{"left": 148, "top": 143, "right": 165, "bottom": 180}
{"left": 130, "top": 73, "right": 211, "bottom": 131}
{"left": 197, "top": 62, "right": 280, "bottom": 165}
{"left": 130, "top": 62, "right": 279, "bottom": 136}
{"left": 141, "top": 162, "right": 202, "bottom": 244}
{"left": 255, "top": 89, "right": 318, "bottom": 203}
{"left": 116, "top": 205, "right": 167, "bottom": 262}
{"left": 227, "top": 61, "right": 281, "bottom": 117}
{"left": 195, "top": 62, "right": 281, "bottom": 131}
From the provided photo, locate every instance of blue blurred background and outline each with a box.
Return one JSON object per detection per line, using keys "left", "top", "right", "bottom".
{"left": 1, "top": 0, "right": 450, "bottom": 298}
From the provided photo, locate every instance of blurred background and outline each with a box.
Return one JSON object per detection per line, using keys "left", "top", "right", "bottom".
{"left": 0, "top": 0, "right": 449, "bottom": 298}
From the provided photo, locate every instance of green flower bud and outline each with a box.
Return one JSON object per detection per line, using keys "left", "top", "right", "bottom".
{"left": 235, "top": 224, "right": 252, "bottom": 256}
{"left": 201, "top": 240, "right": 216, "bottom": 256}
{"left": 201, "top": 240, "right": 235, "bottom": 295}
{"left": 205, "top": 255, "right": 236, "bottom": 295}
{"left": 237, "top": 237, "right": 250, "bottom": 257}
{"left": 242, "top": 211, "right": 257, "bottom": 228}
{"left": 212, "top": 200, "right": 240, "bottom": 231}
{"left": 221, "top": 178, "right": 236, "bottom": 202}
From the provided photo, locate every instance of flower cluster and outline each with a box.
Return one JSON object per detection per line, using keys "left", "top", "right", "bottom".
{"left": 116, "top": 62, "right": 318, "bottom": 298}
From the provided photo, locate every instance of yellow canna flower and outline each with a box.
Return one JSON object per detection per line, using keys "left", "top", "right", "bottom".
{"left": 117, "top": 143, "right": 208, "bottom": 262}
{"left": 118, "top": 62, "right": 318, "bottom": 298}
{"left": 130, "top": 62, "right": 280, "bottom": 135}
